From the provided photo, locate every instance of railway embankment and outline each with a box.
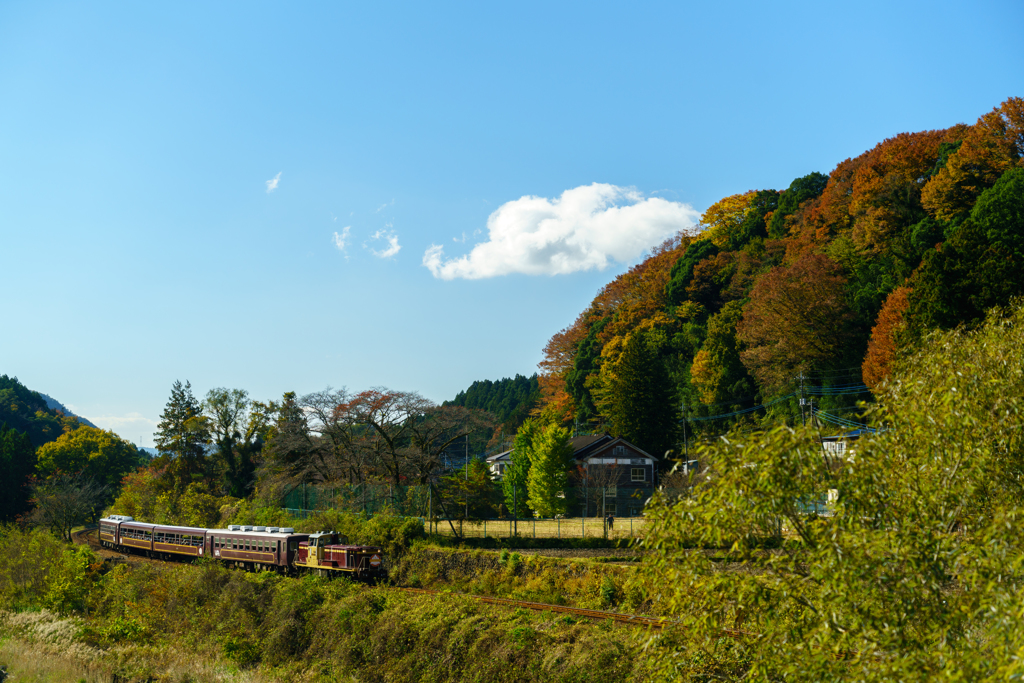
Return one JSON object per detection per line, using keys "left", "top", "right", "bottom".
{"left": 1, "top": 526, "right": 669, "bottom": 682}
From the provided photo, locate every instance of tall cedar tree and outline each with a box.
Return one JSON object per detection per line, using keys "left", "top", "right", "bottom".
{"left": 0, "top": 423, "right": 36, "bottom": 521}
{"left": 605, "top": 330, "right": 680, "bottom": 458}
{"left": 526, "top": 423, "right": 574, "bottom": 518}
{"left": 503, "top": 418, "right": 537, "bottom": 517}
{"left": 154, "top": 380, "right": 211, "bottom": 491}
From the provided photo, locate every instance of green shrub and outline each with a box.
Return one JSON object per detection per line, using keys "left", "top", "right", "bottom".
{"left": 600, "top": 576, "right": 616, "bottom": 607}
{"left": 222, "top": 634, "right": 262, "bottom": 668}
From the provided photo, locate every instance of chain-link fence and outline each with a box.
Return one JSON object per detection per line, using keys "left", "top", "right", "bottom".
{"left": 429, "top": 516, "right": 645, "bottom": 540}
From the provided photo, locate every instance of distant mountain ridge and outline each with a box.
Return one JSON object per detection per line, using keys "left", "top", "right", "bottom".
{"left": 38, "top": 393, "right": 98, "bottom": 428}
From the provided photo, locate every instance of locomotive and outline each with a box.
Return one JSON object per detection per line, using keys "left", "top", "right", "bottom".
{"left": 98, "top": 514, "right": 385, "bottom": 579}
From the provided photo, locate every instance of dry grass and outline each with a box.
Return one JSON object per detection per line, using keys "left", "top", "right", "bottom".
{"left": 426, "top": 517, "right": 647, "bottom": 540}
{"left": 0, "top": 610, "right": 297, "bottom": 683}
{"left": 0, "top": 638, "right": 110, "bottom": 683}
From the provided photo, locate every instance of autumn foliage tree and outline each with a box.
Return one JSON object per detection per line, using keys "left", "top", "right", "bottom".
{"left": 530, "top": 96, "right": 1024, "bottom": 441}
{"left": 862, "top": 286, "right": 912, "bottom": 391}
{"left": 737, "top": 252, "right": 854, "bottom": 392}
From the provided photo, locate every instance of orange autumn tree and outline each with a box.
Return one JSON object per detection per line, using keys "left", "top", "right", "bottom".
{"left": 862, "top": 286, "right": 912, "bottom": 391}
{"left": 737, "top": 251, "right": 855, "bottom": 392}
{"left": 922, "top": 97, "right": 1024, "bottom": 221}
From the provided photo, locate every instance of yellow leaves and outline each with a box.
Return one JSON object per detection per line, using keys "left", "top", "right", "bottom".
{"left": 699, "top": 190, "right": 756, "bottom": 248}
{"left": 690, "top": 349, "right": 721, "bottom": 405}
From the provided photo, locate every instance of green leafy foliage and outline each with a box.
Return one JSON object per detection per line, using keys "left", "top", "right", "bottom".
{"left": 909, "top": 167, "right": 1024, "bottom": 332}
{"left": 502, "top": 418, "right": 537, "bottom": 517}
{"left": 0, "top": 423, "right": 35, "bottom": 522}
{"left": 642, "top": 301, "right": 1024, "bottom": 680}
{"left": 526, "top": 424, "right": 575, "bottom": 517}
{"left": 0, "top": 375, "right": 83, "bottom": 447}
{"left": 767, "top": 171, "right": 828, "bottom": 238}
{"left": 603, "top": 330, "right": 679, "bottom": 457}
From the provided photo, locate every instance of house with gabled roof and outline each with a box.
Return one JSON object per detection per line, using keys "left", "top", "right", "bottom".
{"left": 485, "top": 432, "right": 658, "bottom": 517}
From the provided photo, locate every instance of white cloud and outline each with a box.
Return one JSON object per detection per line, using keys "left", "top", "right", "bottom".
{"left": 333, "top": 227, "right": 351, "bottom": 256}
{"left": 422, "top": 183, "right": 700, "bottom": 280}
{"left": 265, "top": 171, "right": 282, "bottom": 193}
{"left": 368, "top": 227, "right": 401, "bottom": 258}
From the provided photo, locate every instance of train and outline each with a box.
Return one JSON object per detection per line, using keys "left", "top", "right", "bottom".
{"left": 98, "top": 514, "right": 386, "bottom": 579}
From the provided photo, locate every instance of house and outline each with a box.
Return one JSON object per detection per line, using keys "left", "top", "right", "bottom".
{"left": 571, "top": 434, "right": 657, "bottom": 518}
{"left": 487, "top": 433, "right": 658, "bottom": 518}
{"left": 820, "top": 427, "right": 873, "bottom": 460}
{"left": 485, "top": 448, "right": 513, "bottom": 478}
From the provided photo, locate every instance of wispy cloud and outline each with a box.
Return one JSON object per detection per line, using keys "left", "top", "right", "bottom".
{"left": 333, "top": 227, "right": 351, "bottom": 257}
{"left": 375, "top": 199, "right": 395, "bottom": 213}
{"left": 423, "top": 183, "right": 700, "bottom": 280}
{"left": 266, "top": 171, "right": 282, "bottom": 193}
{"left": 89, "top": 412, "right": 160, "bottom": 445}
{"left": 368, "top": 226, "right": 401, "bottom": 259}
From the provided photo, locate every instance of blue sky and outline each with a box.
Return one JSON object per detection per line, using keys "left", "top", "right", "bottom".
{"left": 2, "top": 1, "right": 1021, "bottom": 446}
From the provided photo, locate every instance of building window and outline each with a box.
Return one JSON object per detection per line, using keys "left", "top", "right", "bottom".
{"left": 605, "top": 502, "right": 617, "bottom": 516}
{"left": 614, "top": 445, "right": 625, "bottom": 457}
{"left": 631, "top": 467, "right": 645, "bottom": 482}
{"left": 629, "top": 506, "right": 642, "bottom": 517}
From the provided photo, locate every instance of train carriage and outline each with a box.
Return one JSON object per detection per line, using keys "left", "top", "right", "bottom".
{"left": 118, "top": 520, "right": 156, "bottom": 553}
{"left": 153, "top": 524, "right": 209, "bottom": 560}
{"left": 208, "top": 525, "right": 308, "bottom": 572}
{"left": 99, "top": 514, "right": 132, "bottom": 547}
{"left": 98, "top": 514, "right": 385, "bottom": 580}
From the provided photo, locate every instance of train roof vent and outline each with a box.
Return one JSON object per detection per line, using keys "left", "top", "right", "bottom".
{"left": 241, "top": 525, "right": 253, "bottom": 532}
{"left": 266, "top": 527, "right": 279, "bottom": 533}
{"left": 279, "top": 527, "right": 295, "bottom": 533}
{"left": 253, "top": 526, "right": 266, "bottom": 532}
{"left": 228, "top": 525, "right": 241, "bottom": 531}
{"left": 123, "top": 516, "right": 133, "bottom": 521}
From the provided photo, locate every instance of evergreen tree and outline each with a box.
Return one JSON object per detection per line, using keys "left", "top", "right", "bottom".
{"left": 606, "top": 330, "right": 680, "bottom": 458}
{"left": 0, "top": 423, "right": 36, "bottom": 522}
{"left": 503, "top": 418, "right": 537, "bottom": 517}
{"left": 154, "top": 380, "right": 210, "bottom": 491}
{"left": 526, "top": 423, "right": 574, "bottom": 518}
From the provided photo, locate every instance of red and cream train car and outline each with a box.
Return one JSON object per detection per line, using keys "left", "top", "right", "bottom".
{"left": 296, "top": 531, "right": 385, "bottom": 579}
{"left": 98, "top": 516, "right": 384, "bottom": 579}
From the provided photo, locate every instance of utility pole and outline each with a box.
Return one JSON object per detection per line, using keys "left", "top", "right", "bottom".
{"left": 513, "top": 481, "right": 517, "bottom": 537}
{"left": 682, "top": 403, "right": 688, "bottom": 465}
{"left": 465, "top": 434, "right": 469, "bottom": 523}
{"left": 798, "top": 372, "right": 807, "bottom": 427}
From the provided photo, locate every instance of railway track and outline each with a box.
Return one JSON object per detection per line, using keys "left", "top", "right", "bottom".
{"left": 395, "top": 586, "right": 749, "bottom": 636}
{"left": 72, "top": 528, "right": 753, "bottom": 638}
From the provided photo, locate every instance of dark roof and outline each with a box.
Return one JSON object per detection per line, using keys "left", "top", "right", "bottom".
{"left": 485, "top": 448, "right": 513, "bottom": 462}
{"left": 571, "top": 434, "right": 657, "bottom": 461}
{"left": 486, "top": 433, "right": 658, "bottom": 464}
{"left": 571, "top": 434, "right": 614, "bottom": 459}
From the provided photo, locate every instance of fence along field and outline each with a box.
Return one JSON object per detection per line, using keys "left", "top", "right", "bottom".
{"left": 282, "top": 481, "right": 651, "bottom": 539}
{"left": 428, "top": 516, "right": 647, "bottom": 540}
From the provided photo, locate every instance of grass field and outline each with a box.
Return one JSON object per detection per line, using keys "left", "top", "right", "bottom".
{"left": 425, "top": 516, "right": 647, "bottom": 540}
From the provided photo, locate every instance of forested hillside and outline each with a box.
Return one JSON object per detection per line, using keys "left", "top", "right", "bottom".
{"left": 0, "top": 374, "right": 84, "bottom": 446}
{"left": 444, "top": 374, "right": 540, "bottom": 439}
{"left": 534, "top": 97, "right": 1024, "bottom": 457}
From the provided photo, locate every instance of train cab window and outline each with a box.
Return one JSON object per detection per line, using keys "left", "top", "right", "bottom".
{"left": 289, "top": 540, "right": 298, "bottom": 552}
